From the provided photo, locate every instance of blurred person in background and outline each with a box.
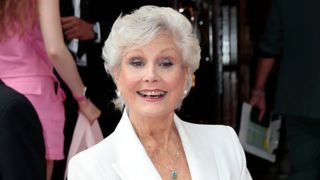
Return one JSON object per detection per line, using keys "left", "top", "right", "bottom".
{"left": 0, "top": 0, "right": 100, "bottom": 179}
{"left": 250, "top": 0, "right": 320, "bottom": 179}
{"left": 0, "top": 80, "right": 45, "bottom": 180}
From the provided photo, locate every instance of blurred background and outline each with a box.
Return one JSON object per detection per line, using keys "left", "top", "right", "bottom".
{"left": 172, "top": 0, "right": 289, "bottom": 179}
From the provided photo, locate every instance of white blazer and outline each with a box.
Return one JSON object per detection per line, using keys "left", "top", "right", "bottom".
{"left": 68, "top": 110, "right": 252, "bottom": 180}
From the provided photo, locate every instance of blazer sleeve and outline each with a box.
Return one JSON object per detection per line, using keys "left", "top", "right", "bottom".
{"left": 227, "top": 127, "right": 253, "bottom": 180}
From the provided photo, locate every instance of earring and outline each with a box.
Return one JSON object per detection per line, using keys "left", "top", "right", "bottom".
{"left": 116, "top": 89, "right": 121, "bottom": 97}
{"left": 183, "top": 89, "right": 188, "bottom": 96}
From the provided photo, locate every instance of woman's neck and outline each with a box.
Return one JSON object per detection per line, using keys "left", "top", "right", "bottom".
{"left": 129, "top": 110, "right": 178, "bottom": 153}
{"left": 128, "top": 110, "right": 190, "bottom": 180}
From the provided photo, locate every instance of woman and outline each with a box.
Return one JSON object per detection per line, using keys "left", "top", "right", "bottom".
{"left": 68, "top": 5, "right": 252, "bottom": 180}
{"left": 0, "top": 0, "right": 100, "bottom": 179}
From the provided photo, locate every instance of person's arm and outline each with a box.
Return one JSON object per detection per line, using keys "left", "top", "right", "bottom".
{"left": 250, "top": 57, "right": 275, "bottom": 120}
{"left": 249, "top": 0, "right": 283, "bottom": 121}
{"left": 37, "top": 0, "right": 100, "bottom": 122}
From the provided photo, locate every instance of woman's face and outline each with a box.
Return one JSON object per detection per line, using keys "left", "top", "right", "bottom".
{"left": 115, "top": 34, "right": 189, "bottom": 118}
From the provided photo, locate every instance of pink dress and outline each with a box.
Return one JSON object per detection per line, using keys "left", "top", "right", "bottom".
{"left": 0, "top": 23, "right": 66, "bottom": 160}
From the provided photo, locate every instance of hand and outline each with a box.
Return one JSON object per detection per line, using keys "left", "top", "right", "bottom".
{"left": 61, "top": 16, "right": 95, "bottom": 41}
{"left": 78, "top": 99, "right": 101, "bottom": 124}
{"left": 249, "top": 90, "right": 266, "bottom": 121}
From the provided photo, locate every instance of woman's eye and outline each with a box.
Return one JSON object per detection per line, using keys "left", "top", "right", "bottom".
{"left": 129, "top": 58, "right": 144, "bottom": 67}
{"left": 159, "top": 59, "right": 173, "bottom": 67}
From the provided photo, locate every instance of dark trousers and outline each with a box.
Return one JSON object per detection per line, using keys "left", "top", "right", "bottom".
{"left": 285, "top": 115, "right": 320, "bottom": 180}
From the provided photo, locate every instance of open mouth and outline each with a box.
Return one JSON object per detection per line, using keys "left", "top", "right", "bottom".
{"left": 137, "top": 90, "right": 167, "bottom": 98}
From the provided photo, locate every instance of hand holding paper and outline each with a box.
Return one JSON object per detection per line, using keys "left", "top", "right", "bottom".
{"left": 239, "top": 102, "right": 281, "bottom": 162}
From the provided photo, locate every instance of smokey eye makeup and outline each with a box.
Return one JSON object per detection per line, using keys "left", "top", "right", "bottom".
{"left": 127, "top": 54, "right": 177, "bottom": 69}
{"left": 158, "top": 58, "right": 174, "bottom": 68}
{"left": 128, "top": 57, "right": 144, "bottom": 67}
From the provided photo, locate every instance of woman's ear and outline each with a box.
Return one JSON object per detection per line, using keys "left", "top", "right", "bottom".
{"left": 184, "top": 67, "right": 191, "bottom": 82}
{"left": 113, "top": 66, "right": 120, "bottom": 83}
{"left": 183, "top": 66, "right": 191, "bottom": 90}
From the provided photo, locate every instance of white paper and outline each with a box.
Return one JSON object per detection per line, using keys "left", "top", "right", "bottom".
{"left": 239, "top": 102, "right": 281, "bottom": 162}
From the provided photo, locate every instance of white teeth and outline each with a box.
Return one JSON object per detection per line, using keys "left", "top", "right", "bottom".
{"left": 138, "top": 90, "right": 167, "bottom": 98}
{"left": 143, "top": 91, "right": 165, "bottom": 96}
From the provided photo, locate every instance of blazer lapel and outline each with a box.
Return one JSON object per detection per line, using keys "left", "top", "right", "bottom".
{"left": 111, "top": 110, "right": 162, "bottom": 180}
{"left": 174, "top": 114, "right": 221, "bottom": 179}
{"left": 111, "top": 111, "right": 222, "bottom": 179}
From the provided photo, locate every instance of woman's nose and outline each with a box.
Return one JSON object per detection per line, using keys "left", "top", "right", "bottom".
{"left": 142, "top": 65, "right": 160, "bottom": 82}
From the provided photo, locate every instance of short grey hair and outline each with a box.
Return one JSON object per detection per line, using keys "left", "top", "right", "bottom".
{"left": 102, "top": 5, "right": 201, "bottom": 110}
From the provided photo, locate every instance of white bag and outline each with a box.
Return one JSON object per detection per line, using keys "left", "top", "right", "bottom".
{"left": 64, "top": 113, "right": 104, "bottom": 180}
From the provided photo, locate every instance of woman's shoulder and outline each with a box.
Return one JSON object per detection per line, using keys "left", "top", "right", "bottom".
{"left": 177, "top": 119, "right": 240, "bottom": 148}
{"left": 178, "top": 120, "right": 245, "bottom": 158}
{"left": 179, "top": 119, "right": 236, "bottom": 135}
{"left": 67, "top": 133, "right": 119, "bottom": 179}
{"left": 71, "top": 132, "right": 118, "bottom": 162}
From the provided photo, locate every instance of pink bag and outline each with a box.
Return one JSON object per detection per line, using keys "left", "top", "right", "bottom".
{"left": 64, "top": 113, "right": 104, "bottom": 180}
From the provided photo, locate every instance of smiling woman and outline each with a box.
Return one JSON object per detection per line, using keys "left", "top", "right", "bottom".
{"left": 67, "top": 5, "right": 253, "bottom": 180}
{"left": 116, "top": 33, "right": 188, "bottom": 118}
{"left": 103, "top": 6, "right": 201, "bottom": 111}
